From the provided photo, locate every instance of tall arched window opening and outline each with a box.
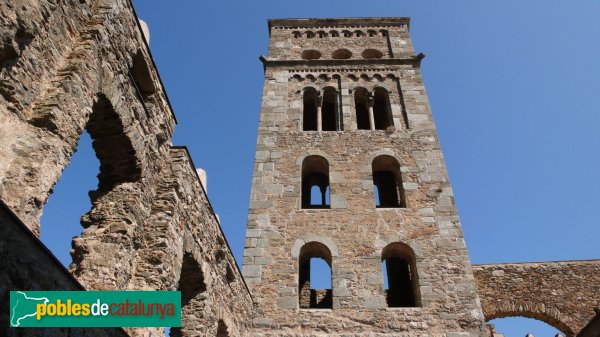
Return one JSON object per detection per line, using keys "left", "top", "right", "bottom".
{"left": 354, "top": 88, "right": 370, "bottom": 130}
{"left": 170, "top": 253, "right": 207, "bottom": 337}
{"left": 373, "top": 88, "right": 393, "bottom": 130}
{"left": 321, "top": 87, "right": 339, "bottom": 131}
{"left": 381, "top": 242, "right": 419, "bottom": 308}
{"left": 303, "top": 88, "right": 318, "bottom": 131}
{"left": 301, "top": 156, "right": 330, "bottom": 209}
{"left": 372, "top": 155, "right": 406, "bottom": 208}
{"left": 299, "top": 242, "right": 333, "bottom": 309}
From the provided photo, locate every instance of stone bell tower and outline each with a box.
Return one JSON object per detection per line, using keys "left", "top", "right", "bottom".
{"left": 242, "top": 18, "right": 485, "bottom": 336}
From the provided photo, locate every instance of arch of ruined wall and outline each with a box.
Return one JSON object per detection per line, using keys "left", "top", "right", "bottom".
{"left": 0, "top": 0, "right": 252, "bottom": 336}
{"left": 473, "top": 260, "right": 600, "bottom": 336}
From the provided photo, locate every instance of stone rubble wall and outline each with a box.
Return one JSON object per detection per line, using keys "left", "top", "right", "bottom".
{"left": 473, "top": 260, "right": 600, "bottom": 336}
{"left": 0, "top": 0, "right": 253, "bottom": 335}
{"left": 0, "top": 201, "right": 131, "bottom": 337}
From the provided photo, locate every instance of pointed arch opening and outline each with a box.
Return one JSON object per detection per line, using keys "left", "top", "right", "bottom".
{"left": 373, "top": 87, "right": 393, "bottom": 130}
{"left": 381, "top": 242, "right": 420, "bottom": 307}
{"left": 301, "top": 155, "right": 330, "bottom": 209}
{"left": 299, "top": 242, "right": 333, "bottom": 309}
{"left": 372, "top": 155, "right": 406, "bottom": 208}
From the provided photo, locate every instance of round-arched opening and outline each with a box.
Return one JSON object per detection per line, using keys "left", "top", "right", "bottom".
{"left": 302, "top": 155, "right": 330, "bottom": 209}
{"left": 301, "top": 50, "right": 322, "bottom": 60}
{"left": 332, "top": 49, "right": 352, "bottom": 60}
{"left": 362, "top": 49, "right": 383, "bottom": 59}
{"left": 299, "top": 241, "right": 333, "bottom": 309}
{"left": 486, "top": 316, "right": 569, "bottom": 337}
{"left": 381, "top": 242, "right": 419, "bottom": 308}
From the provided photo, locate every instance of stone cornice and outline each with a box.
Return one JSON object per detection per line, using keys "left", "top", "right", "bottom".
{"left": 268, "top": 17, "right": 410, "bottom": 33}
{"left": 259, "top": 53, "right": 425, "bottom": 72}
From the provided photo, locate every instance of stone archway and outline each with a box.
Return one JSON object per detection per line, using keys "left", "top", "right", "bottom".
{"left": 473, "top": 260, "right": 600, "bottom": 336}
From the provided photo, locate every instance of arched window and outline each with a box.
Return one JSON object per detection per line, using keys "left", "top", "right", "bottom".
{"left": 299, "top": 242, "right": 332, "bottom": 309}
{"left": 381, "top": 242, "right": 419, "bottom": 307}
{"left": 372, "top": 155, "right": 406, "bottom": 208}
{"left": 332, "top": 49, "right": 352, "bottom": 59}
{"left": 216, "top": 320, "right": 229, "bottom": 337}
{"left": 342, "top": 30, "right": 352, "bottom": 37}
{"left": 373, "top": 87, "right": 393, "bottom": 130}
{"left": 367, "top": 30, "right": 377, "bottom": 37}
{"left": 362, "top": 49, "right": 383, "bottom": 59}
{"left": 321, "top": 87, "right": 340, "bottom": 131}
{"left": 302, "top": 88, "right": 318, "bottom": 131}
{"left": 170, "top": 253, "right": 207, "bottom": 337}
{"left": 317, "top": 30, "right": 327, "bottom": 38}
{"left": 306, "top": 31, "right": 315, "bottom": 38}
{"left": 329, "top": 30, "right": 339, "bottom": 37}
{"left": 301, "top": 155, "right": 329, "bottom": 209}
{"left": 301, "top": 50, "right": 321, "bottom": 60}
{"left": 354, "top": 88, "right": 370, "bottom": 130}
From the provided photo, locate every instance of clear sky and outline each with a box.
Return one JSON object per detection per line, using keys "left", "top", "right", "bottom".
{"left": 39, "top": 1, "right": 600, "bottom": 336}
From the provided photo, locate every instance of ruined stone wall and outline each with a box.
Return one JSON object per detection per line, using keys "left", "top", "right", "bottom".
{"left": 243, "top": 18, "right": 485, "bottom": 337}
{"left": 0, "top": 201, "right": 131, "bottom": 337}
{"left": 473, "top": 260, "right": 600, "bottom": 336}
{"left": 0, "top": 0, "right": 252, "bottom": 335}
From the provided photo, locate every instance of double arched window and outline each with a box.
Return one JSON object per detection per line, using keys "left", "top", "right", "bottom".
{"left": 354, "top": 87, "right": 393, "bottom": 130}
{"left": 302, "top": 87, "right": 342, "bottom": 131}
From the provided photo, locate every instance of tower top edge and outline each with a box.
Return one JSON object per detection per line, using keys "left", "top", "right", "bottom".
{"left": 267, "top": 17, "right": 411, "bottom": 32}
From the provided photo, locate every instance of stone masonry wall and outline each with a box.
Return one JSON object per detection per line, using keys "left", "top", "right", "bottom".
{"left": 473, "top": 260, "right": 600, "bottom": 336}
{"left": 0, "top": 0, "right": 252, "bottom": 335}
{"left": 243, "top": 18, "right": 486, "bottom": 337}
{"left": 0, "top": 200, "right": 130, "bottom": 337}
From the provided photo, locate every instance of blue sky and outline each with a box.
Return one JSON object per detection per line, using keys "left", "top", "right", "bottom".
{"left": 39, "top": 1, "right": 600, "bottom": 336}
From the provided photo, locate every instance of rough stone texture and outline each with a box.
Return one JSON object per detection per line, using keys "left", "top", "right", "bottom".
{"left": 243, "top": 18, "right": 486, "bottom": 337}
{"left": 0, "top": 0, "right": 252, "bottom": 336}
{"left": 578, "top": 309, "right": 600, "bottom": 337}
{"left": 1, "top": 4, "right": 599, "bottom": 336}
{"left": 474, "top": 261, "right": 600, "bottom": 336}
{"left": 0, "top": 200, "right": 130, "bottom": 337}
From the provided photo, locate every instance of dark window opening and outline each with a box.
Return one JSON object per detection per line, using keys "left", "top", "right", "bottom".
{"left": 373, "top": 88, "right": 393, "bottom": 130}
{"left": 170, "top": 253, "right": 207, "bottom": 337}
{"left": 354, "top": 88, "right": 370, "bottom": 130}
{"left": 301, "top": 156, "right": 330, "bottom": 209}
{"left": 226, "top": 264, "right": 235, "bottom": 283}
{"left": 216, "top": 320, "right": 229, "bottom": 337}
{"left": 130, "top": 50, "right": 157, "bottom": 100}
{"left": 382, "top": 242, "right": 419, "bottom": 308}
{"left": 321, "top": 87, "right": 339, "bottom": 131}
{"left": 299, "top": 242, "right": 333, "bottom": 309}
{"left": 178, "top": 253, "right": 206, "bottom": 306}
{"left": 303, "top": 89, "right": 318, "bottom": 131}
{"left": 372, "top": 155, "right": 406, "bottom": 208}
{"left": 332, "top": 49, "right": 352, "bottom": 59}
